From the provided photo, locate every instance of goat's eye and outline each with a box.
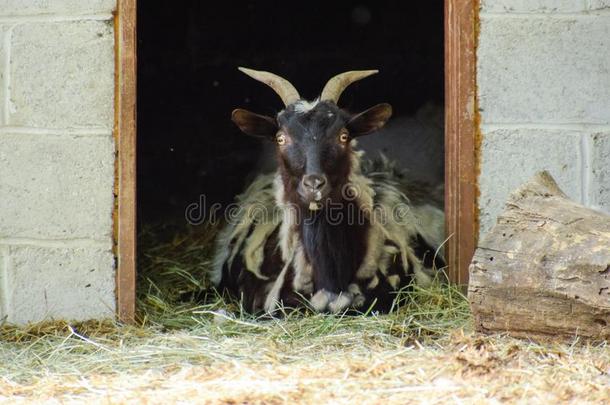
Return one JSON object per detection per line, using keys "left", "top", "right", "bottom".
{"left": 276, "top": 132, "right": 287, "bottom": 146}
{"left": 339, "top": 131, "right": 349, "bottom": 143}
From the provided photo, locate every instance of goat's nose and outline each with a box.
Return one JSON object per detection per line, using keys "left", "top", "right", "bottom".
{"left": 302, "top": 174, "right": 327, "bottom": 191}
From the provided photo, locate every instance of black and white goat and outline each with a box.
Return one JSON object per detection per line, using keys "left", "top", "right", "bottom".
{"left": 212, "top": 68, "right": 445, "bottom": 314}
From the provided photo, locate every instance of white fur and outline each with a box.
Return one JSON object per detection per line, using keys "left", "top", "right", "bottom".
{"left": 328, "top": 292, "right": 353, "bottom": 314}
{"left": 211, "top": 174, "right": 278, "bottom": 285}
{"left": 292, "top": 246, "right": 313, "bottom": 294}
{"left": 310, "top": 289, "right": 331, "bottom": 312}
{"left": 411, "top": 204, "right": 446, "bottom": 258}
{"left": 348, "top": 283, "right": 365, "bottom": 308}
{"left": 274, "top": 175, "right": 297, "bottom": 263}
{"left": 292, "top": 98, "right": 320, "bottom": 114}
{"left": 310, "top": 289, "right": 355, "bottom": 314}
{"left": 263, "top": 261, "right": 291, "bottom": 313}
{"left": 386, "top": 274, "right": 401, "bottom": 289}
{"left": 367, "top": 276, "right": 379, "bottom": 290}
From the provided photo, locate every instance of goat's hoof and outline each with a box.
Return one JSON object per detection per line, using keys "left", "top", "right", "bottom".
{"left": 310, "top": 289, "right": 354, "bottom": 314}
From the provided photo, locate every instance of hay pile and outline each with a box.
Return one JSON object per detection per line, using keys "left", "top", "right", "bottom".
{"left": 1, "top": 224, "right": 609, "bottom": 403}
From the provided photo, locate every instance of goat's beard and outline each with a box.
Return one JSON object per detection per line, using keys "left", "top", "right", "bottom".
{"left": 298, "top": 183, "right": 354, "bottom": 213}
{"left": 297, "top": 186, "right": 328, "bottom": 211}
{"left": 308, "top": 201, "right": 322, "bottom": 211}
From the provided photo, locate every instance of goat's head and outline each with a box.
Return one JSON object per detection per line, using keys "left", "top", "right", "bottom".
{"left": 232, "top": 68, "right": 392, "bottom": 209}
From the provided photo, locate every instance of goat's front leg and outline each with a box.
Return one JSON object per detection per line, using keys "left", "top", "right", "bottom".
{"left": 310, "top": 284, "right": 365, "bottom": 313}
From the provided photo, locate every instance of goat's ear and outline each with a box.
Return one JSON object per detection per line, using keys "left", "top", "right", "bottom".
{"left": 347, "top": 103, "right": 393, "bottom": 137}
{"left": 231, "top": 109, "right": 278, "bottom": 140}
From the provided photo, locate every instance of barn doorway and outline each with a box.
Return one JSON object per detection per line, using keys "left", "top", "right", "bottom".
{"left": 115, "top": 0, "right": 477, "bottom": 321}
{"left": 137, "top": 1, "right": 444, "bottom": 226}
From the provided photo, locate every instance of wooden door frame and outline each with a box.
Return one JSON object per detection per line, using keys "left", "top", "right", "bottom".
{"left": 115, "top": 0, "right": 137, "bottom": 323}
{"left": 444, "top": 0, "right": 479, "bottom": 285}
{"left": 114, "top": 0, "right": 479, "bottom": 322}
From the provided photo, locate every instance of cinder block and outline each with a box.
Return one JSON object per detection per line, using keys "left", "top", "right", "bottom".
{"left": 0, "top": 26, "right": 7, "bottom": 126}
{"left": 0, "top": 246, "right": 8, "bottom": 321}
{"left": 478, "top": 128, "right": 582, "bottom": 237}
{"left": 0, "top": 133, "right": 115, "bottom": 240}
{"left": 588, "top": 0, "right": 610, "bottom": 10}
{"left": 478, "top": 16, "right": 610, "bottom": 124}
{"left": 590, "top": 132, "right": 610, "bottom": 212}
{"left": 9, "top": 21, "right": 114, "bottom": 129}
{"left": 4, "top": 245, "right": 115, "bottom": 324}
{"left": 0, "top": 1, "right": 116, "bottom": 16}
{"left": 481, "top": 0, "right": 587, "bottom": 13}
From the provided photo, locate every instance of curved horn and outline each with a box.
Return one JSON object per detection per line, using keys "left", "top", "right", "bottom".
{"left": 320, "top": 70, "right": 379, "bottom": 104}
{"left": 238, "top": 67, "right": 300, "bottom": 106}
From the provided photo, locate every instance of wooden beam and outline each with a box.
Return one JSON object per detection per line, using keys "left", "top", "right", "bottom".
{"left": 444, "top": 0, "right": 479, "bottom": 285}
{"left": 114, "top": 0, "right": 137, "bottom": 323}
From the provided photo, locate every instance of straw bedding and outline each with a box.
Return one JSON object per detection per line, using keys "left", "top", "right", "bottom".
{"left": 1, "top": 224, "right": 608, "bottom": 404}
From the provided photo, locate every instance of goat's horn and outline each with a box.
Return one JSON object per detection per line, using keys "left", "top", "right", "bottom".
{"left": 238, "top": 67, "right": 300, "bottom": 106}
{"left": 320, "top": 70, "right": 379, "bottom": 104}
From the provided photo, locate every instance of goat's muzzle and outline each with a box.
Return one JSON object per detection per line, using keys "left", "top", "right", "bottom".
{"left": 298, "top": 174, "right": 330, "bottom": 210}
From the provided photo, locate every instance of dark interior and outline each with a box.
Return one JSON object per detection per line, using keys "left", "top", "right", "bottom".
{"left": 137, "top": 1, "right": 444, "bottom": 228}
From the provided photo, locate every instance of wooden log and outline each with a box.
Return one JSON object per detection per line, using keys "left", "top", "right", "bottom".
{"left": 468, "top": 171, "right": 610, "bottom": 339}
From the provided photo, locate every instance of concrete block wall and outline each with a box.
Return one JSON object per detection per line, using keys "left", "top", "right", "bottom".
{"left": 0, "top": 1, "right": 116, "bottom": 324}
{"left": 478, "top": 0, "right": 610, "bottom": 236}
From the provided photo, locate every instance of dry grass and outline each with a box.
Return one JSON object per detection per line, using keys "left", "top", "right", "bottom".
{"left": 1, "top": 224, "right": 609, "bottom": 404}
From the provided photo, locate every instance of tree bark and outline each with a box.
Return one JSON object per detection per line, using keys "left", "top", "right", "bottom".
{"left": 468, "top": 171, "right": 610, "bottom": 340}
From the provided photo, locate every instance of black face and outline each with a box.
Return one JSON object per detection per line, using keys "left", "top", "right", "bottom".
{"left": 276, "top": 101, "right": 351, "bottom": 207}
{"left": 232, "top": 100, "right": 392, "bottom": 208}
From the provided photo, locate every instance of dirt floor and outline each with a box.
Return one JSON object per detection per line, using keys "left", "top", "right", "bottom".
{"left": 1, "top": 226, "right": 609, "bottom": 404}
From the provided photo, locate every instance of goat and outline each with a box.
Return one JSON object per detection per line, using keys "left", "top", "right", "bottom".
{"left": 212, "top": 68, "right": 445, "bottom": 314}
